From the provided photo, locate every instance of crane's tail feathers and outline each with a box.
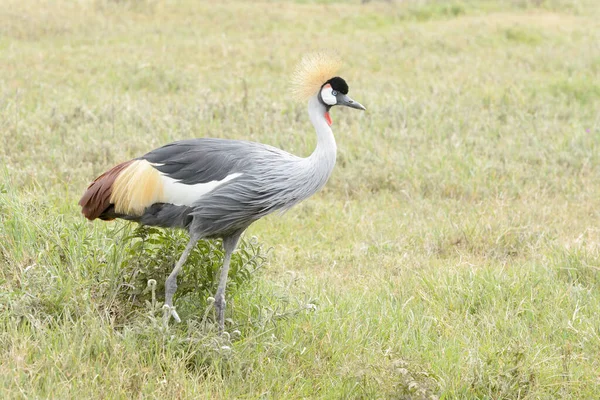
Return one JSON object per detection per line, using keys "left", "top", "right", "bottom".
{"left": 79, "top": 160, "right": 135, "bottom": 220}
{"left": 79, "top": 159, "right": 165, "bottom": 220}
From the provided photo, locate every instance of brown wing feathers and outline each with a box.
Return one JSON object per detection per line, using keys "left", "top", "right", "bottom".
{"left": 79, "top": 159, "right": 167, "bottom": 220}
{"left": 79, "top": 160, "right": 134, "bottom": 220}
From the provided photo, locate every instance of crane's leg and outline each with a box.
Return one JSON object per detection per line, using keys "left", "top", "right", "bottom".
{"left": 163, "top": 235, "right": 199, "bottom": 325}
{"left": 214, "top": 233, "right": 242, "bottom": 333}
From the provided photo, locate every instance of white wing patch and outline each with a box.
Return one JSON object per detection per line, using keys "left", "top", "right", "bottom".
{"left": 161, "top": 173, "right": 242, "bottom": 206}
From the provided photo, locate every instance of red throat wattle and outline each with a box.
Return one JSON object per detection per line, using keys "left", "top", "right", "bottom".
{"left": 324, "top": 112, "right": 332, "bottom": 126}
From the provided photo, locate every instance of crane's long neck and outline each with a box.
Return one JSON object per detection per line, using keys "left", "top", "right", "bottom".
{"left": 306, "top": 95, "right": 337, "bottom": 184}
{"left": 257, "top": 95, "right": 337, "bottom": 213}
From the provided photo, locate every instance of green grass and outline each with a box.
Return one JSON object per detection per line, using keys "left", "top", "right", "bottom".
{"left": 2, "top": 0, "right": 600, "bottom": 398}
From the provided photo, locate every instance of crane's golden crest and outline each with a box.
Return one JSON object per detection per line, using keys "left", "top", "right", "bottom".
{"left": 292, "top": 53, "right": 342, "bottom": 101}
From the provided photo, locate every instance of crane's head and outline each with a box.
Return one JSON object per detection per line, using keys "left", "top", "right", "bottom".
{"left": 292, "top": 53, "right": 366, "bottom": 115}
{"left": 318, "top": 76, "right": 365, "bottom": 111}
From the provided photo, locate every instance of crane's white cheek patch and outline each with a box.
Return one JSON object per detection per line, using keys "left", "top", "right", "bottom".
{"left": 161, "top": 173, "right": 242, "bottom": 206}
{"left": 320, "top": 86, "right": 337, "bottom": 106}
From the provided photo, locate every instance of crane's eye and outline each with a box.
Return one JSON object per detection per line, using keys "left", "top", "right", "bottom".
{"left": 332, "top": 90, "right": 338, "bottom": 96}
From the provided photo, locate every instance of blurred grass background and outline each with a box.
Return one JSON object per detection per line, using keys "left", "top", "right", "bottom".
{"left": 1, "top": 0, "right": 600, "bottom": 398}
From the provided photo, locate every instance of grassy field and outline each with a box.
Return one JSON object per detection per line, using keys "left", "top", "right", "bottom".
{"left": 2, "top": 0, "right": 600, "bottom": 398}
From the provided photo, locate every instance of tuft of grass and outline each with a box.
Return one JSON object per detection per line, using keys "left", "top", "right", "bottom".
{"left": 554, "top": 247, "right": 600, "bottom": 288}
{"left": 548, "top": 78, "right": 600, "bottom": 105}
{"left": 407, "top": 2, "right": 467, "bottom": 21}
{"left": 504, "top": 26, "right": 544, "bottom": 45}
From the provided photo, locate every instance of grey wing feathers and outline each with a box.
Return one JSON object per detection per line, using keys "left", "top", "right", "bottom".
{"left": 141, "top": 138, "right": 298, "bottom": 185}
{"left": 141, "top": 139, "right": 257, "bottom": 184}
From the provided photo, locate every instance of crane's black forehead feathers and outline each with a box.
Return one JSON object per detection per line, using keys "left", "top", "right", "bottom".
{"left": 324, "top": 77, "right": 349, "bottom": 94}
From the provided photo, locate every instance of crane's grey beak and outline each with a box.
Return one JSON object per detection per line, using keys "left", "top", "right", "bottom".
{"left": 337, "top": 94, "right": 366, "bottom": 111}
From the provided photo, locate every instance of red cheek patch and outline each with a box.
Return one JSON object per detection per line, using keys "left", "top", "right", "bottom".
{"left": 324, "top": 112, "right": 332, "bottom": 126}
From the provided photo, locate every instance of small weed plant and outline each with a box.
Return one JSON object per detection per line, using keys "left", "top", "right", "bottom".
{"left": 119, "top": 226, "right": 268, "bottom": 318}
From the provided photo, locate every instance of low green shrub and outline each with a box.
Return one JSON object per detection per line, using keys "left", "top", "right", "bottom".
{"left": 118, "top": 226, "right": 268, "bottom": 316}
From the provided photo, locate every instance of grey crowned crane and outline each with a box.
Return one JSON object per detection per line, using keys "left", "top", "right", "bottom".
{"left": 79, "top": 54, "right": 365, "bottom": 331}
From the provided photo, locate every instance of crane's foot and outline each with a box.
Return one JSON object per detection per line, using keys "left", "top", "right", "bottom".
{"left": 214, "top": 295, "right": 226, "bottom": 333}
{"left": 162, "top": 304, "right": 181, "bottom": 326}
